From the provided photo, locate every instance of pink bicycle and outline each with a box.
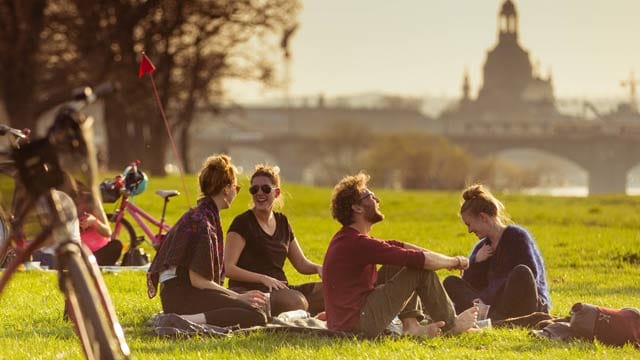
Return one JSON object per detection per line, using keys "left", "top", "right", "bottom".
{"left": 100, "top": 161, "right": 178, "bottom": 263}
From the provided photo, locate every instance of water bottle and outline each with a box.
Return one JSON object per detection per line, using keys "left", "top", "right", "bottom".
{"left": 276, "top": 309, "right": 310, "bottom": 322}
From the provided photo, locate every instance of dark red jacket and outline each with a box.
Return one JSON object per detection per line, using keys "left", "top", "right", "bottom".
{"left": 322, "top": 227, "right": 425, "bottom": 331}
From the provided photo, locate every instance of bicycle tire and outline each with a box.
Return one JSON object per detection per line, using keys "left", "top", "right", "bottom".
{"left": 59, "top": 244, "right": 130, "bottom": 359}
{"left": 0, "top": 209, "right": 9, "bottom": 266}
{"left": 107, "top": 213, "right": 136, "bottom": 248}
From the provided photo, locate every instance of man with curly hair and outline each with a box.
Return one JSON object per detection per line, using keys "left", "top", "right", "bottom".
{"left": 323, "top": 172, "right": 479, "bottom": 338}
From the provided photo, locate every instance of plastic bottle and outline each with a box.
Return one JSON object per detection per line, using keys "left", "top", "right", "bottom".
{"left": 276, "top": 309, "right": 310, "bottom": 322}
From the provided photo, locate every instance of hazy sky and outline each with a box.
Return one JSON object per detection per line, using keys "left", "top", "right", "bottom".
{"left": 227, "top": 0, "right": 640, "bottom": 102}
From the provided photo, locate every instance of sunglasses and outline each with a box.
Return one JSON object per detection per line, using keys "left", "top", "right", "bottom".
{"left": 249, "top": 184, "right": 276, "bottom": 195}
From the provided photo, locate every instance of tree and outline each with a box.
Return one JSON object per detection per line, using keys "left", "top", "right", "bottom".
{"left": 311, "top": 121, "right": 373, "bottom": 185}
{"left": 364, "top": 134, "right": 471, "bottom": 190}
{"left": 0, "top": 1, "right": 48, "bottom": 130}
{"left": 0, "top": 0, "right": 300, "bottom": 175}
{"left": 72, "top": 0, "right": 299, "bottom": 174}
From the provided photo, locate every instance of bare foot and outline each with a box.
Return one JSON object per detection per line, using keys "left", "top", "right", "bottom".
{"left": 424, "top": 321, "right": 446, "bottom": 337}
{"left": 448, "top": 306, "right": 479, "bottom": 335}
{"left": 404, "top": 321, "right": 446, "bottom": 338}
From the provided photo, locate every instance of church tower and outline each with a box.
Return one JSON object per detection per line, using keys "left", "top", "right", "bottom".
{"left": 442, "top": 0, "right": 557, "bottom": 123}
{"left": 498, "top": 0, "right": 518, "bottom": 43}
{"left": 475, "top": 0, "right": 533, "bottom": 111}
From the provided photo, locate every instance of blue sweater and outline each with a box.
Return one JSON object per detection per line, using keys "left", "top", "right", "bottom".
{"left": 462, "top": 225, "right": 551, "bottom": 310}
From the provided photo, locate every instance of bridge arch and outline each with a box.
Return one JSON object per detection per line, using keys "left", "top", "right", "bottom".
{"left": 446, "top": 133, "right": 639, "bottom": 194}
{"left": 626, "top": 163, "right": 640, "bottom": 194}
{"left": 480, "top": 147, "right": 588, "bottom": 189}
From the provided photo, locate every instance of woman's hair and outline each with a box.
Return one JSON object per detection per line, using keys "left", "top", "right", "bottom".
{"left": 331, "top": 172, "right": 369, "bottom": 226}
{"left": 251, "top": 164, "right": 281, "bottom": 188}
{"left": 460, "top": 184, "right": 511, "bottom": 223}
{"left": 250, "top": 164, "right": 283, "bottom": 209}
{"left": 198, "top": 154, "right": 237, "bottom": 198}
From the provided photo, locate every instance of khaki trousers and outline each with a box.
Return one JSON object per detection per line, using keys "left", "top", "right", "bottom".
{"left": 357, "top": 265, "right": 456, "bottom": 337}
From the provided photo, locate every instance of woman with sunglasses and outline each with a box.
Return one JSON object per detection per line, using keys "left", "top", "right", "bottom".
{"left": 147, "top": 155, "right": 268, "bottom": 328}
{"left": 225, "top": 164, "right": 324, "bottom": 316}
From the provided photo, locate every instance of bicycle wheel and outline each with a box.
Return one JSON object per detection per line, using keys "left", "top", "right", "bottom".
{"left": 58, "top": 243, "right": 130, "bottom": 359}
{"left": 107, "top": 213, "right": 136, "bottom": 248}
{"left": 0, "top": 209, "right": 9, "bottom": 266}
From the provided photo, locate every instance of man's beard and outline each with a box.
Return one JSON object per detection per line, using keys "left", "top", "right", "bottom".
{"left": 364, "top": 204, "right": 384, "bottom": 224}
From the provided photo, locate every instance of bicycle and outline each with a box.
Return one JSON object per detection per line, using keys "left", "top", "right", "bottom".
{"left": 0, "top": 124, "right": 31, "bottom": 265}
{"left": 101, "top": 160, "right": 178, "bottom": 260}
{"left": 0, "top": 85, "right": 131, "bottom": 360}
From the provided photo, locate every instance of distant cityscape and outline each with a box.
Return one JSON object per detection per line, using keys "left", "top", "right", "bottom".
{"left": 204, "top": 0, "right": 639, "bottom": 196}
{"left": 231, "top": 92, "right": 624, "bottom": 121}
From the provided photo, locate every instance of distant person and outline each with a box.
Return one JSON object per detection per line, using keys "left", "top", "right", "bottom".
{"left": 323, "top": 172, "right": 478, "bottom": 338}
{"left": 77, "top": 202, "right": 122, "bottom": 266}
{"left": 225, "top": 165, "right": 324, "bottom": 316}
{"left": 73, "top": 178, "right": 122, "bottom": 266}
{"left": 33, "top": 176, "right": 122, "bottom": 266}
{"left": 443, "top": 184, "right": 550, "bottom": 321}
{"left": 147, "top": 155, "right": 268, "bottom": 328}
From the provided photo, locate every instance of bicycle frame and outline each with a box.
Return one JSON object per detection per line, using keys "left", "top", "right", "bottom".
{"left": 0, "top": 190, "right": 130, "bottom": 360}
{"left": 0, "top": 84, "right": 130, "bottom": 360}
{"left": 111, "top": 193, "right": 170, "bottom": 247}
{"left": 0, "top": 127, "right": 31, "bottom": 255}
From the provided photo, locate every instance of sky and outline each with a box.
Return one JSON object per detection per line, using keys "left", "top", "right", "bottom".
{"left": 226, "top": 0, "right": 640, "bottom": 103}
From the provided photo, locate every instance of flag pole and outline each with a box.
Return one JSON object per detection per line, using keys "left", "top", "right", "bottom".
{"left": 139, "top": 51, "right": 192, "bottom": 207}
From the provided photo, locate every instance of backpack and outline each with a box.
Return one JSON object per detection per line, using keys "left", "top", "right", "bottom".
{"left": 121, "top": 247, "right": 150, "bottom": 266}
{"left": 570, "top": 302, "right": 640, "bottom": 347}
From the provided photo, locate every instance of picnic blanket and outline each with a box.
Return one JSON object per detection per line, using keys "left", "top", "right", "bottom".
{"left": 148, "top": 312, "right": 398, "bottom": 339}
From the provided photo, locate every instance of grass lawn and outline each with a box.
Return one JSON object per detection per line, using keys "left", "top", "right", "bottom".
{"left": 1, "top": 174, "right": 640, "bottom": 359}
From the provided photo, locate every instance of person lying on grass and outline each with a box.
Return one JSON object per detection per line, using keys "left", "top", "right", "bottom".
{"left": 323, "top": 172, "right": 478, "bottom": 338}
{"left": 443, "top": 184, "right": 551, "bottom": 321}
{"left": 147, "top": 154, "right": 268, "bottom": 328}
{"left": 225, "top": 164, "right": 324, "bottom": 317}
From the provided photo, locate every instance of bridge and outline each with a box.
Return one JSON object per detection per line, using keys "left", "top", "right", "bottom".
{"left": 443, "top": 120, "right": 640, "bottom": 194}
{"left": 191, "top": 109, "right": 640, "bottom": 194}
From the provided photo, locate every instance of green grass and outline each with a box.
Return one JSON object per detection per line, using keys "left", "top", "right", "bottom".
{"left": 2, "top": 174, "right": 640, "bottom": 359}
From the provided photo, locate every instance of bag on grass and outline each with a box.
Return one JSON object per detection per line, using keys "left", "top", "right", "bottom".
{"left": 121, "top": 247, "right": 149, "bottom": 266}
{"left": 570, "top": 302, "right": 640, "bottom": 347}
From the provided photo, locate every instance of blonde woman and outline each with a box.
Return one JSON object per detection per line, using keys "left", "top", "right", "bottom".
{"left": 443, "top": 184, "right": 550, "bottom": 321}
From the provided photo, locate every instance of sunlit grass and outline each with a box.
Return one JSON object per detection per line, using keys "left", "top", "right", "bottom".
{"left": 1, "top": 174, "right": 639, "bottom": 359}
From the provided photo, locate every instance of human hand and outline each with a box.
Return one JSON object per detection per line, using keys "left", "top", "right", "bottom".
{"left": 315, "top": 311, "right": 327, "bottom": 321}
{"left": 457, "top": 256, "right": 469, "bottom": 270}
{"left": 260, "top": 275, "right": 288, "bottom": 291}
{"left": 314, "top": 264, "right": 323, "bottom": 279}
{"left": 475, "top": 244, "right": 494, "bottom": 262}
{"left": 236, "top": 290, "right": 267, "bottom": 308}
{"left": 79, "top": 213, "right": 97, "bottom": 230}
{"left": 448, "top": 256, "right": 469, "bottom": 271}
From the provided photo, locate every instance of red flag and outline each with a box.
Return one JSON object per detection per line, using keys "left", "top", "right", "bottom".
{"left": 138, "top": 52, "right": 156, "bottom": 79}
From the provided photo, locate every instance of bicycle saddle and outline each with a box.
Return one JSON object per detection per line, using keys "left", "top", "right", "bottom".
{"left": 155, "top": 190, "right": 179, "bottom": 199}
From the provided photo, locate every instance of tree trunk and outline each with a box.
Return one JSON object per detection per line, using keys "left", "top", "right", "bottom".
{"left": 1, "top": 0, "right": 47, "bottom": 130}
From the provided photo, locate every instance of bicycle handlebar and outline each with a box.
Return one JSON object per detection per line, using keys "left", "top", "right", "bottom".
{"left": 0, "top": 125, "right": 29, "bottom": 139}
{"left": 0, "top": 125, "right": 31, "bottom": 149}
{"left": 69, "top": 82, "right": 115, "bottom": 111}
